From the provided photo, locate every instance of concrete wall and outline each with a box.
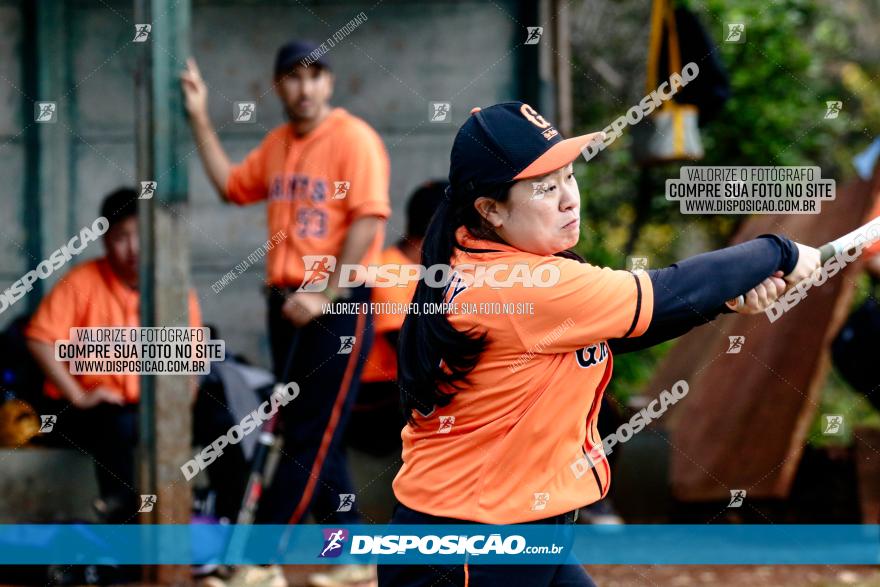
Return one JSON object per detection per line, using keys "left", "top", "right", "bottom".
{"left": 0, "top": 1, "right": 27, "bottom": 304}
{"left": 3, "top": 0, "right": 554, "bottom": 368}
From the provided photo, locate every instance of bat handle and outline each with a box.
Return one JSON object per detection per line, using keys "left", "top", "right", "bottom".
{"left": 818, "top": 243, "right": 837, "bottom": 263}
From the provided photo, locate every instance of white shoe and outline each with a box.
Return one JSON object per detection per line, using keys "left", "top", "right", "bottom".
{"left": 225, "top": 565, "right": 288, "bottom": 587}
{"left": 308, "top": 564, "right": 377, "bottom": 587}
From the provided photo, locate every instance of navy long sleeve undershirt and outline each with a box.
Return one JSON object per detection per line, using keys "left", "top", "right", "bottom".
{"left": 608, "top": 234, "right": 799, "bottom": 354}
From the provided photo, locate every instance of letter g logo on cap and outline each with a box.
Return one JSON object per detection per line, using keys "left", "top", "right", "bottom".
{"left": 520, "top": 103, "right": 550, "bottom": 129}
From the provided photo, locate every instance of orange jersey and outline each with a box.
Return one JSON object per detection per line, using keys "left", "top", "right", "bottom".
{"left": 392, "top": 227, "right": 654, "bottom": 523}
{"left": 25, "top": 258, "right": 202, "bottom": 404}
{"left": 226, "top": 108, "right": 391, "bottom": 286}
{"left": 361, "top": 245, "right": 418, "bottom": 383}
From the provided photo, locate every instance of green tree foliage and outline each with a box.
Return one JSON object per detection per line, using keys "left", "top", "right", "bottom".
{"left": 569, "top": 0, "right": 871, "bottom": 411}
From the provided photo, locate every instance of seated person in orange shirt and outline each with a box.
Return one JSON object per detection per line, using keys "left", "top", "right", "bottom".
{"left": 25, "top": 188, "right": 201, "bottom": 522}
{"left": 347, "top": 181, "right": 447, "bottom": 457}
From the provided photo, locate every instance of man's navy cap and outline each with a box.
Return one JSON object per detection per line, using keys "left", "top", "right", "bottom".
{"left": 274, "top": 40, "right": 330, "bottom": 77}
{"left": 448, "top": 101, "right": 604, "bottom": 196}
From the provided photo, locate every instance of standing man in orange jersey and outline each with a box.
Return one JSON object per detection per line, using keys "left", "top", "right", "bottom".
{"left": 182, "top": 40, "right": 390, "bottom": 587}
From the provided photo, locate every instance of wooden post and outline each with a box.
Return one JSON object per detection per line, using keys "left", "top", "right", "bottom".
{"left": 134, "top": 0, "right": 192, "bottom": 584}
{"left": 25, "top": 1, "right": 71, "bottom": 301}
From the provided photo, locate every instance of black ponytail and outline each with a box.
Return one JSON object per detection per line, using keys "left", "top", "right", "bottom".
{"left": 397, "top": 184, "right": 511, "bottom": 424}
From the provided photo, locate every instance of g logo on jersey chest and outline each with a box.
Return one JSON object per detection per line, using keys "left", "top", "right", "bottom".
{"left": 575, "top": 342, "right": 608, "bottom": 369}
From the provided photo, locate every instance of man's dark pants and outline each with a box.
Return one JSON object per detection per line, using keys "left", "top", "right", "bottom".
{"left": 257, "top": 286, "right": 373, "bottom": 524}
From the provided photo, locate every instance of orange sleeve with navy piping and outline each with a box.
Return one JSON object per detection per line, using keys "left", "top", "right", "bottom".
{"left": 501, "top": 256, "right": 654, "bottom": 353}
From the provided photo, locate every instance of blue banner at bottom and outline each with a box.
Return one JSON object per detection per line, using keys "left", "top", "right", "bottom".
{"left": 0, "top": 524, "right": 877, "bottom": 565}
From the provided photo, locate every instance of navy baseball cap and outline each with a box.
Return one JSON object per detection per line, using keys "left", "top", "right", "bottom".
{"left": 274, "top": 40, "right": 331, "bottom": 77}
{"left": 448, "top": 102, "right": 604, "bottom": 196}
